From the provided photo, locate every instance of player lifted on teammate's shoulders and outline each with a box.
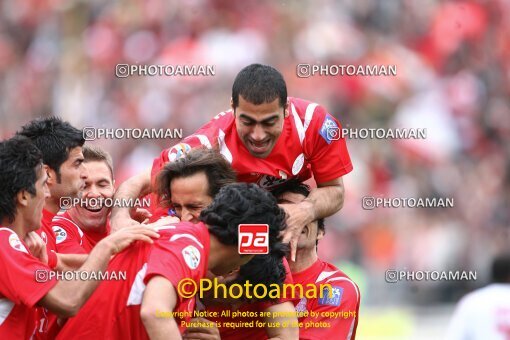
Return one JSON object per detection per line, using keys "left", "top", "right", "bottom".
{"left": 111, "top": 63, "right": 353, "bottom": 262}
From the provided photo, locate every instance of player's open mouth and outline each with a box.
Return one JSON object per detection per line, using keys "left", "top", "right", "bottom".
{"left": 248, "top": 139, "right": 271, "bottom": 153}
{"left": 85, "top": 205, "right": 102, "bottom": 213}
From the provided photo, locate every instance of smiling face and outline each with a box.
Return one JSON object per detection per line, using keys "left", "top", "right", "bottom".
{"left": 277, "top": 191, "right": 323, "bottom": 250}
{"left": 170, "top": 172, "right": 214, "bottom": 223}
{"left": 69, "top": 161, "right": 114, "bottom": 231}
{"left": 234, "top": 96, "right": 287, "bottom": 158}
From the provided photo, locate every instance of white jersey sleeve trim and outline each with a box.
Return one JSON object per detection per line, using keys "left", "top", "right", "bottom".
{"left": 217, "top": 129, "right": 233, "bottom": 163}
{"left": 169, "top": 234, "right": 204, "bottom": 249}
{"left": 127, "top": 263, "right": 147, "bottom": 306}
{"left": 0, "top": 298, "right": 14, "bottom": 326}
{"left": 195, "top": 135, "right": 212, "bottom": 149}
{"left": 304, "top": 103, "right": 318, "bottom": 132}
{"left": 291, "top": 103, "right": 305, "bottom": 145}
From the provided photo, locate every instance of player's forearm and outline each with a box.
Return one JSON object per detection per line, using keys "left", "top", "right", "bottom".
{"left": 42, "top": 240, "right": 115, "bottom": 317}
{"left": 55, "top": 253, "right": 88, "bottom": 271}
{"left": 110, "top": 168, "right": 151, "bottom": 229}
{"left": 142, "top": 316, "right": 181, "bottom": 340}
{"left": 305, "top": 183, "right": 345, "bottom": 220}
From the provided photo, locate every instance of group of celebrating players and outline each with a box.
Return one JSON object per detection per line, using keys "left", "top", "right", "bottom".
{"left": 0, "top": 64, "right": 360, "bottom": 339}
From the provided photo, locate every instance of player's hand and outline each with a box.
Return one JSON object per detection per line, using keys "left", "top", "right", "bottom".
{"left": 144, "top": 215, "right": 181, "bottom": 229}
{"left": 24, "top": 231, "right": 48, "bottom": 264}
{"left": 279, "top": 201, "right": 315, "bottom": 262}
{"left": 110, "top": 212, "right": 142, "bottom": 233}
{"left": 183, "top": 317, "right": 220, "bottom": 340}
{"left": 101, "top": 225, "right": 160, "bottom": 255}
{"left": 132, "top": 207, "right": 153, "bottom": 223}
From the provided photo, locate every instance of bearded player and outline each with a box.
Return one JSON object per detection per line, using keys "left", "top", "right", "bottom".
{"left": 110, "top": 63, "right": 352, "bottom": 261}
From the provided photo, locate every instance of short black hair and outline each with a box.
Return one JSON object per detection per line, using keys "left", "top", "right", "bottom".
{"left": 0, "top": 136, "right": 43, "bottom": 223}
{"left": 491, "top": 253, "right": 510, "bottom": 283}
{"left": 232, "top": 64, "right": 287, "bottom": 109}
{"left": 16, "top": 117, "right": 84, "bottom": 181}
{"left": 271, "top": 180, "right": 325, "bottom": 234}
{"left": 230, "top": 252, "right": 289, "bottom": 303}
{"left": 200, "top": 183, "right": 286, "bottom": 249}
{"left": 157, "top": 148, "right": 237, "bottom": 207}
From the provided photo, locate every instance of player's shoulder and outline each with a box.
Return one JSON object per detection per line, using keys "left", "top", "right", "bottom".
{"left": 315, "top": 261, "right": 359, "bottom": 297}
{"left": 288, "top": 97, "right": 327, "bottom": 121}
{"left": 0, "top": 227, "right": 30, "bottom": 255}
{"left": 0, "top": 226, "right": 14, "bottom": 239}
{"left": 156, "top": 221, "right": 209, "bottom": 249}
{"left": 51, "top": 213, "right": 82, "bottom": 238}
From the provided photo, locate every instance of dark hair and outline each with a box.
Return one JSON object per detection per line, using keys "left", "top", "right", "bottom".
{"left": 491, "top": 253, "right": 510, "bottom": 283}
{"left": 0, "top": 136, "right": 43, "bottom": 223}
{"left": 271, "top": 180, "right": 325, "bottom": 235}
{"left": 230, "top": 254, "right": 288, "bottom": 303}
{"left": 16, "top": 117, "right": 84, "bottom": 182}
{"left": 232, "top": 64, "right": 287, "bottom": 109}
{"left": 157, "top": 148, "right": 237, "bottom": 207}
{"left": 82, "top": 145, "right": 114, "bottom": 179}
{"left": 200, "top": 183, "right": 286, "bottom": 250}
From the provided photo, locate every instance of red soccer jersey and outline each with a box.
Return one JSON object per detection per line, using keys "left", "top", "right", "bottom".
{"left": 36, "top": 209, "right": 57, "bottom": 255}
{"left": 151, "top": 97, "right": 352, "bottom": 193}
{"left": 57, "top": 222, "right": 210, "bottom": 339}
{"left": 292, "top": 259, "right": 360, "bottom": 340}
{"left": 0, "top": 227, "right": 57, "bottom": 339}
{"left": 34, "top": 209, "right": 61, "bottom": 340}
{"left": 52, "top": 211, "right": 109, "bottom": 254}
{"left": 203, "top": 258, "right": 298, "bottom": 340}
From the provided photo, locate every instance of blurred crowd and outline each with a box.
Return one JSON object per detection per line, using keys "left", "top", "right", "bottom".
{"left": 1, "top": 0, "right": 509, "bottom": 308}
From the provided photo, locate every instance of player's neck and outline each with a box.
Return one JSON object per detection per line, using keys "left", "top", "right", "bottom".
{"left": 44, "top": 196, "right": 61, "bottom": 215}
{"left": 68, "top": 209, "right": 107, "bottom": 234}
{"left": 3, "top": 215, "right": 30, "bottom": 239}
{"left": 289, "top": 248, "right": 318, "bottom": 273}
{"left": 207, "top": 234, "right": 242, "bottom": 275}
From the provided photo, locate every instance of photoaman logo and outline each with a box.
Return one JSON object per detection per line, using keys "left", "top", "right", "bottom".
{"left": 238, "top": 224, "right": 269, "bottom": 254}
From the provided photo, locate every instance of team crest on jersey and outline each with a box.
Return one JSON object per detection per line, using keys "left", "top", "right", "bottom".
{"left": 292, "top": 154, "right": 305, "bottom": 175}
{"left": 52, "top": 226, "right": 67, "bottom": 244}
{"left": 318, "top": 286, "right": 343, "bottom": 307}
{"left": 182, "top": 245, "right": 200, "bottom": 269}
{"left": 319, "top": 115, "right": 339, "bottom": 144}
{"left": 168, "top": 143, "right": 191, "bottom": 162}
{"left": 9, "top": 233, "right": 28, "bottom": 253}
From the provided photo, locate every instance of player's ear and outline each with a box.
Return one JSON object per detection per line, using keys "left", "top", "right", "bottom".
{"left": 283, "top": 99, "right": 289, "bottom": 118}
{"left": 17, "top": 190, "right": 29, "bottom": 207}
{"left": 46, "top": 165, "right": 57, "bottom": 186}
{"left": 317, "top": 228, "right": 325, "bottom": 241}
{"left": 230, "top": 97, "right": 235, "bottom": 115}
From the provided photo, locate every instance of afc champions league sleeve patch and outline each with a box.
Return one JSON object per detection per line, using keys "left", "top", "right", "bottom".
{"left": 318, "top": 286, "right": 343, "bottom": 307}
{"left": 52, "top": 226, "right": 67, "bottom": 244}
{"left": 168, "top": 143, "right": 191, "bottom": 162}
{"left": 9, "top": 233, "right": 29, "bottom": 253}
{"left": 182, "top": 245, "right": 201, "bottom": 270}
{"left": 319, "top": 114, "right": 339, "bottom": 144}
